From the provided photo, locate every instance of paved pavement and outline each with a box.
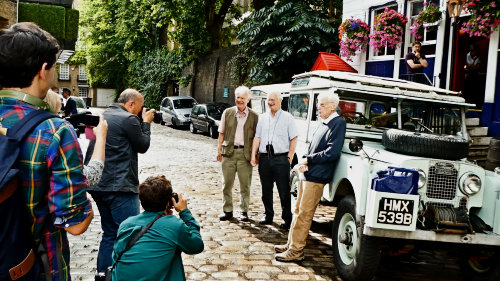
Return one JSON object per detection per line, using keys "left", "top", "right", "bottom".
{"left": 69, "top": 121, "right": 464, "bottom": 281}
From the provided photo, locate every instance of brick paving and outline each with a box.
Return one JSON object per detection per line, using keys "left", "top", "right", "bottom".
{"left": 69, "top": 121, "right": 463, "bottom": 281}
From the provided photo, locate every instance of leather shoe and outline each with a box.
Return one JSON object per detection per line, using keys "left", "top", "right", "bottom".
{"left": 280, "top": 222, "right": 291, "bottom": 230}
{"left": 219, "top": 212, "right": 233, "bottom": 221}
{"left": 240, "top": 212, "right": 249, "bottom": 222}
{"left": 259, "top": 218, "right": 272, "bottom": 225}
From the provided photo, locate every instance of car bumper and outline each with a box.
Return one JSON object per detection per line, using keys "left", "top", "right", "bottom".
{"left": 364, "top": 225, "right": 500, "bottom": 246}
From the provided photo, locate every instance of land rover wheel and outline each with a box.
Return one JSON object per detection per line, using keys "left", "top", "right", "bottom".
{"left": 289, "top": 170, "right": 299, "bottom": 213}
{"left": 333, "top": 195, "right": 381, "bottom": 281}
{"left": 382, "top": 129, "right": 469, "bottom": 160}
{"left": 160, "top": 120, "right": 166, "bottom": 126}
{"left": 190, "top": 123, "right": 197, "bottom": 134}
{"left": 458, "top": 249, "right": 500, "bottom": 281}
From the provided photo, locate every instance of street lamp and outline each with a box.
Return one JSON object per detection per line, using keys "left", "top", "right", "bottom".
{"left": 447, "top": 0, "right": 464, "bottom": 18}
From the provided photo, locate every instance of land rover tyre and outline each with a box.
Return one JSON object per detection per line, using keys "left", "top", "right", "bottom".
{"left": 209, "top": 126, "right": 217, "bottom": 139}
{"left": 160, "top": 120, "right": 166, "bottom": 126}
{"left": 190, "top": 123, "right": 197, "bottom": 134}
{"left": 458, "top": 248, "right": 500, "bottom": 281}
{"left": 332, "top": 195, "right": 381, "bottom": 281}
{"left": 171, "top": 117, "right": 178, "bottom": 128}
{"left": 382, "top": 129, "right": 469, "bottom": 160}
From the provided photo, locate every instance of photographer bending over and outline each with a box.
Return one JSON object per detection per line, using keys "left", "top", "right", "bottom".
{"left": 111, "top": 175, "right": 204, "bottom": 281}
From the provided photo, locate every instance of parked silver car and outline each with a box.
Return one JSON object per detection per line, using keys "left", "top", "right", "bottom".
{"left": 159, "top": 96, "right": 197, "bottom": 127}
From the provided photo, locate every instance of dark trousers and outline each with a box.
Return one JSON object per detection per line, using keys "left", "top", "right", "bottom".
{"left": 258, "top": 155, "right": 292, "bottom": 224}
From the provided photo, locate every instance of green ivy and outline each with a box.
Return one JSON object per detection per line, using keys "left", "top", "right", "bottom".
{"left": 128, "top": 48, "right": 193, "bottom": 108}
{"left": 65, "top": 8, "right": 79, "bottom": 41}
{"left": 19, "top": 3, "right": 66, "bottom": 39}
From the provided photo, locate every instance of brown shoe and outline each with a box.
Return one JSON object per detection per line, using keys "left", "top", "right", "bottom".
{"left": 275, "top": 249, "right": 304, "bottom": 262}
{"left": 274, "top": 244, "right": 289, "bottom": 253}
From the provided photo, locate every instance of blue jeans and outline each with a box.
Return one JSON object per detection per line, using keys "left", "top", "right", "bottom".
{"left": 89, "top": 191, "right": 140, "bottom": 273}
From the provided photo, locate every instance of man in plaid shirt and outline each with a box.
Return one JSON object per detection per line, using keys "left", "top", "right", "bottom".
{"left": 0, "top": 23, "right": 93, "bottom": 280}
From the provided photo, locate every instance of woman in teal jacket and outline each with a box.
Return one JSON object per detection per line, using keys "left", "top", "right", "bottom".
{"left": 111, "top": 175, "right": 204, "bottom": 281}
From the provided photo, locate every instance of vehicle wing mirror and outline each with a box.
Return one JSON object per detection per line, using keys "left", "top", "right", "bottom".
{"left": 349, "top": 138, "right": 363, "bottom": 152}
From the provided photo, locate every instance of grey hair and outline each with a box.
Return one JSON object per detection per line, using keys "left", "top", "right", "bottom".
{"left": 117, "top": 89, "right": 140, "bottom": 103}
{"left": 235, "top": 86, "right": 251, "bottom": 99}
{"left": 318, "top": 90, "right": 339, "bottom": 105}
{"left": 267, "top": 91, "right": 282, "bottom": 101}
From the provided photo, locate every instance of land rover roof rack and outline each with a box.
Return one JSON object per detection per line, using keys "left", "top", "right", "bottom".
{"left": 293, "top": 70, "right": 460, "bottom": 97}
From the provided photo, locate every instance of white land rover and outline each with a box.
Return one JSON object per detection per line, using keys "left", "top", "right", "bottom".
{"left": 288, "top": 70, "right": 500, "bottom": 281}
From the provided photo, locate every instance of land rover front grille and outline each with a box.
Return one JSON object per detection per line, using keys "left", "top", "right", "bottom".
{"left": 426, "top": 162, "right": 458, "bottom": 200}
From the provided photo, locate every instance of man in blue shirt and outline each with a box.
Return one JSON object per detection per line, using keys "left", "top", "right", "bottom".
{"left": 251, "top": 92, "right": 298, "bottom": 229}
{"left": 274, "top": 90, "right": 346, "bottom": 262}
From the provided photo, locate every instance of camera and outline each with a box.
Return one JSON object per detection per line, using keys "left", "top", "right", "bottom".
{"left": 139, "top": 106, "right": 163, "bottom": 124}
{"left": 65, "top": 113, "right": 100, "bottom": 138}
{"left": 172, "top": 193, "right": 179, "bottom": 203}
{"left": 66, "top": 113, "right": 100, "bottom": 127}
{"left": 266, "top": 144, "right": 275, "bottom": 156}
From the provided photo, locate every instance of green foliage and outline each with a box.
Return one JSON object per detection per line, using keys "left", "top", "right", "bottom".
{"left": 66, "top": 49, "right": 87, "bottom": 65}
{"left": 234, "top": 0, "right": 341, "bottom": 84}
{"left": 80, "top": 0, "right": 238, "bottom": 95}
{"left": 65, "top": 9, "right": 79, "bottom": 41}
{"left": 128, "top": 48, "right": 190, "bottom": 108}
{"left": 18, "top": 3, "right": 66, "bottom": 39}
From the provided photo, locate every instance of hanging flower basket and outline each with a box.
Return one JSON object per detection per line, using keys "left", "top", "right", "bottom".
{"left": 410, "top": 1, "right": 442, "bottom": 41}
{"left": 461, "top": 0, "right": 500, "bottom": 38}
{"left": 369, "top": 8, "right": 408, "bottom": 53}
{"left": 338, "top": 18, "right": 370, "bottom": 61}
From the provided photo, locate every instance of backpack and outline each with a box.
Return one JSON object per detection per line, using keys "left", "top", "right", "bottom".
{"left": 0, "top": 109, "right": 56, "bottom": 281}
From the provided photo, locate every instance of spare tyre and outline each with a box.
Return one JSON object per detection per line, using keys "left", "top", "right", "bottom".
{"left": 382, "top": 129, "right": 469, "bottom": 160}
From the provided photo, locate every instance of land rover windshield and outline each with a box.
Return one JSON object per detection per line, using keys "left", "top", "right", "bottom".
{"left": 288, "top": 91, "right": 465, "bottom": 137}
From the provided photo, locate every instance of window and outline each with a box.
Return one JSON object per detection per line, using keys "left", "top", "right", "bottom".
{"left": 78, "top": 65, "right": 87, "bottom": 81}
{"left": 370, "top": 4, "right": 398, "bottom": 59}
{"left": 406, "top": 0, "right": 439, "bottom": 56}
{"left": 289, "top": 93, "right": 309, "bottom": 120}
{"left": 59, "top": 64, "right": 69, "bottom": 80}
{"left": 78, "top": 87, "right": 88, "bottom": 97}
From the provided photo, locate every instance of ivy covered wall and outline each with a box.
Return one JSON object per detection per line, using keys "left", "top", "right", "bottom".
{"left": 18, "top": 2, "right": 78, "bottom": 41}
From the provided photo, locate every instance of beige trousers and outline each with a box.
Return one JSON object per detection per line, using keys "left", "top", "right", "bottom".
{"left": 288, "top": 180, "right": 326, "bottom": 252}
{"left": 221, "top": 149, "right": 253, "bottom": 212}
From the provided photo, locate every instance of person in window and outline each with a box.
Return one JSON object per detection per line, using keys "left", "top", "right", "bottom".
{"left": 405, "top": 41, "right": 428, "bottom": 84}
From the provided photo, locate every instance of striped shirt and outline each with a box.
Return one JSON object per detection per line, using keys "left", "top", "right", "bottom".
{"left": 0, "top": 95, "right": 92, "bottom": 281}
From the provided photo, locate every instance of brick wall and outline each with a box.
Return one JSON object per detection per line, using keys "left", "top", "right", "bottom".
{"left": 180, "top": 46, "right": 239, "bottom": 105}
{"left": 0, "top": 0, "right": 17, "bottom": 30}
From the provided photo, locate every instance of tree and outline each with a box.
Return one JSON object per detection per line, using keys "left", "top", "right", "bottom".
{"left": 80, "top": 0, "right": 240, "bottom": 95}
{"left": 234, "top": 0, "right": 342, "bottom": 85}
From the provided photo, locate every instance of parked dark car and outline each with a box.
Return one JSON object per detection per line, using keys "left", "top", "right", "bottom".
{"left": 189, "top": 102, "right": 231, "bottom": 138}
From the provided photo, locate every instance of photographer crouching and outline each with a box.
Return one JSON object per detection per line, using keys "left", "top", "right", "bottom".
{"left": 109, "top": 175, "right": 204, "bottom": 281}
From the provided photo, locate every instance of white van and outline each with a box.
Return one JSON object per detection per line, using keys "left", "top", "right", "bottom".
{"left": 288, "top": 70, "right": 500, "bottom": 281}
{"left": 250, "top": 83, "right": 290, "bottom": 114}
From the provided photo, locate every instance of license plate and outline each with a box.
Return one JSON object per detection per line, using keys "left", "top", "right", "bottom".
{"left": 376, "top": 197, "right": 415, "bottom": 226}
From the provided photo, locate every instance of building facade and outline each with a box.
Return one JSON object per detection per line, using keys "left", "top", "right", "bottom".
{"left": 342, "top": 0, "right": 500, "bottom": 136}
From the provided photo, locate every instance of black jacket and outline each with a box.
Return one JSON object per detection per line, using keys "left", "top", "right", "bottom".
{"left": 86, "top": 104, "right": 151, "bottom": 193}
{"left": 304, "top": 116, "right": 346, "bottom": 184}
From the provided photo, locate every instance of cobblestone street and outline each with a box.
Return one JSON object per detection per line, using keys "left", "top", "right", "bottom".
{"left": 69, "top": 121, "right": 464, "bottom": 281}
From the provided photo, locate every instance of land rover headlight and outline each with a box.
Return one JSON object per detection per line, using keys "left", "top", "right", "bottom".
{"left": 459, "top": 173, "right": 481, "bottom": 195}
{"left": 417, "top": 169, "right": 427, "bottom": 189}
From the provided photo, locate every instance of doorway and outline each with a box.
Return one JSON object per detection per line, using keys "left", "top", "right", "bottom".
{"left": 451, "top": 18, "right": 489, "bottom": 109}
